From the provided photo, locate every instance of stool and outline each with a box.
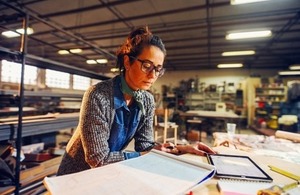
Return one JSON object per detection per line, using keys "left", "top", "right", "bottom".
{"left": 186, "top": 118, "right": 203, "bottom": 141}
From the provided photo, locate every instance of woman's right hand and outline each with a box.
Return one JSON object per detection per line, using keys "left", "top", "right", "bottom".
{"left": 154, "top": 142, "right": 216, "bottom": 156}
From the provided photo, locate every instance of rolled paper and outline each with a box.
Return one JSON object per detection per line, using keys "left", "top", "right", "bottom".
{"left": 275, "top": 130, "right": 300, "bottom": 143}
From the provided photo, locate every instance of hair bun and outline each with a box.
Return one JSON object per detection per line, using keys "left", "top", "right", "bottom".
{"left": 129, "top": 26, "right": 152, "bottom": 39}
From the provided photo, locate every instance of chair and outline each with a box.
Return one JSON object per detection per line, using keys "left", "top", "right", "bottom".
{"left": 154, "top": 108, "right": 178, "bottom": 145}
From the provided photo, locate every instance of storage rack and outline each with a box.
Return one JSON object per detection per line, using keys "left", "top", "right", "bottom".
{"left": 0, "top": 113, "right": 79, "bottom": 141}
{"left": 185, "top": 91, "right": 236, "bottom": 111}
{"left": 0, "top": 3, "right": 109, "bottom": 194}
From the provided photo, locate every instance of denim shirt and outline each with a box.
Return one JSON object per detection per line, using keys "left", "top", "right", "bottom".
{"left": 110, "top": 77, "right": 141, "bottom": 159}
{"left": 57, "top": 76, "right": 156, "bottom": 176}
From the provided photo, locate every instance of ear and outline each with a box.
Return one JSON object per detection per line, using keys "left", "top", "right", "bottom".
{"left": 123, "top": 55, "right": 130, "bottom": 70}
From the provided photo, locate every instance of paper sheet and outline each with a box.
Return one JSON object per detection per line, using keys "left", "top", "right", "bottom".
{"left": 44, "top": 150, "right": 216, "bottom": 195}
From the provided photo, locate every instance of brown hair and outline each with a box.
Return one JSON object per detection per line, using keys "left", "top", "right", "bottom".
{"left": 116, "top": 26, "right": 166, "bottom": 74}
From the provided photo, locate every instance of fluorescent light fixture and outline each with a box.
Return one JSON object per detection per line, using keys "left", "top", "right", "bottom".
{"left": 231, "top": 0, "right": 270, "bottom": 5}
{"left": 58, "top": 50, "right": 70, "bottom": 55}
{"left": 86, "top": 59, "right": 108, "bottom": 64}
{"left": 96, "top": 59, "right": 108, "bottom": 64}
{"left": 279, "top": 71, "right": 300, "bottom": 75}
{"left": 222, "top": 50, "right": 255, "bottom": 56}
{"left": 110, "top": 68, "right": 120, "bottom": 72}
{"left": 226, "top": 30, "right": 272, "bottom": 40}
{"left": 86, "top": 60, "right": 97, "bottom": 64}
{"left": 217, "top": 63, "right": 243, "bottom": 68}
{"left": 70, "top": 48, "right": 82, "bottom": 53}
{"left": 17, "top": 28, "right": 34, "bottom": 35}
{"left": 58, "top": 48, "right": 82, "bottom": 55}
{"left": 1, "top": 27, "right": 34, "bottom": 38}
{"left": 289, "top": 64, "right": 300, "bottom": 70}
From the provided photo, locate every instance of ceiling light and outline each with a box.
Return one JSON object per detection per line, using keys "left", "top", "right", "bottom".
{"left": 58, "top": 50, "right": 70, "bottom": 55}
{"left": 110, "top": 68, "right": 119, "bottom": 72}
{"left": 1, "top": 27, "right": 34, "bottom": 38}
{"left": 222, "top": 50, "right": 255, "bottom": 56}
{"left": 86, "top": 60, "right": 97, "bottom": 64}
{"left": 231, "top": 0, "right": 270, "bottom": 5}
{"left": 217, "top": 63, "right": 243, "bottom": 68}
{"left": 226, "top": 30, "right": 272, "bottom": 40}
{"left": 289, "top": 64, "right": 300, "bottom": 70}
{"left": 278, "top": 71, "right": 300, "bottom": 76}
{"left": 17, "top": 28, "right": 34, "bottom": 35}
{"left": 70, "top": 48, "right": 82, "bottom": 53}
{"left": 96, "top": 59, "right": 108, "bottom": 64}
{"left": 58, "top": 48, "right": 82, "bottom": 55}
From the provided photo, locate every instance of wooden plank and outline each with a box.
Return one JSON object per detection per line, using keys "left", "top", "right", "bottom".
{"left": 0, "top": 113, "right": 59, "bottom": 123}
{"left": 0, "top": 156, "right": 62, "bottom": 195}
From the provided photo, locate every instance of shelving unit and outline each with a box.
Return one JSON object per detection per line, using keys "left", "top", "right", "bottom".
{"left": 204, "top": 92, "right": 222, "bottom": 111}
{"left": 0, "top": 89, "right": 83, "bottom": 117}
{"left": 255, "top": 87, "right": 286, "bottom": 102}
{"left": 185, "top": 92, "right": 205, "bottom": 110}
{"left": 185, "top": 91, "right": 237, "bottom": 112}
{"left": 0, "top": 113, "right": 79, "bottom": 141}
{"left": 222, "top": 92, "right": 238, "bottom": 111}
{"left": 246, "top": 77, "right": 300, "bottom": 134}
{"left": 0, "top": 5, "right": 108, "bottom": 194}
{"left": 254, "top": 87, "right": 286, "bottom": 128}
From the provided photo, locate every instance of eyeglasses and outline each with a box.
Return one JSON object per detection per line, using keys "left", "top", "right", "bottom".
{"left": 129, "top": 56, "right": 165, "bottom": 77}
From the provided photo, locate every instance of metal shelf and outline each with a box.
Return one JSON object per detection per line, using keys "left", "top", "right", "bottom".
{"left": 0, "top": 113, "right": 79, "bottom": 141}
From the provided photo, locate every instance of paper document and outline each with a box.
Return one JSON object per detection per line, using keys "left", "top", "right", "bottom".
{"left": 44, "top": 150, "right": 216, "bottom": 195}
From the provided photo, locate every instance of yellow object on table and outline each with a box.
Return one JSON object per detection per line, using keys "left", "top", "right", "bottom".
{"left": 257, "top": 185, "right": 284, "bottom": 195}
{"left": 267, "top": 115, "right": 278, "bottom": 129}
{"left": 257, "top": 182, "right": 298, "bottom": 195}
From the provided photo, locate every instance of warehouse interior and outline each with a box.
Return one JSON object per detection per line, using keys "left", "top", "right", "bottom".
{"left": 0, "top": 0, "right": 300, "bottom": 194}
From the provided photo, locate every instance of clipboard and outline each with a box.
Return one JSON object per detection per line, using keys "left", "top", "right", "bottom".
{"left": 207, "top": 154, "right": 273, "bottom": 182}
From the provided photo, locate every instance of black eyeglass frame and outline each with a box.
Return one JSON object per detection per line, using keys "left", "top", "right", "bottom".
{"left": 129, "top": 56, "right": 165, "bottom": 77}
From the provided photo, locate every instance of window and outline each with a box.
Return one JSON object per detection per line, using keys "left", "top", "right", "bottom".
{"left": 1, "top": 60, "right": 37, "bottom": 84}
{"left": 73, "top": 75, "right": 91, "bottom": 90}
{"left": 91, "top": 78, "right": 101, "bottom": 86}
{"left": 45, "top": 69, "right": 70, "bottom": 89}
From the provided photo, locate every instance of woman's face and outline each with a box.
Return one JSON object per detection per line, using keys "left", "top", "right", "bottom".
{"left": 124, "top": 46, "right": 165, "bottom": 91}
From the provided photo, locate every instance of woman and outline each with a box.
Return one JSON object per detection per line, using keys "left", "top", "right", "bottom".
{"left": 57, "top": 26, "right": 215, "bottom": 176}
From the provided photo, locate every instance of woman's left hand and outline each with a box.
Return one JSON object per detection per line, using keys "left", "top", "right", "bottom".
{"left": 153, "top": 142, "right": 176, "bottom": 152}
